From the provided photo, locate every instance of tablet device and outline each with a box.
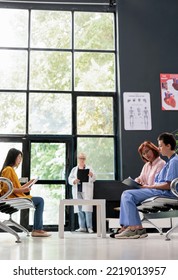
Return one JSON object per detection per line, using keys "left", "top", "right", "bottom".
{"left": 28, "top": 177, "right": 39, "bottom": 188}
{"left": 77, "top": 169, "right": 89, "bottom": 183}
{"left": 122, "top": 177, "right": 141, "bottom": 189}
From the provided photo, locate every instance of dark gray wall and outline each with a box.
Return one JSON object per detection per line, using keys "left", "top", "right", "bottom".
{"left": 118, "top": 0, "right": 178, "bottom": 179}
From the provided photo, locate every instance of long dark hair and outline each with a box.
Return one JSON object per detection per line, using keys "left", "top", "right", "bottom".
{"left": 0, "top": 148, "right": 23, "bottom": 175}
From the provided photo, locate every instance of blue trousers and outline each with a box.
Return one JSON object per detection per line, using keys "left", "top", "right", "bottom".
{"left": 77, "top": 192, "right": 93, "bottom": 229}
{"left": 78, "top": 207, "right": 93, "bottom": 229}
{"left": 31, "top": 196, "right": 44, "bottom": 230}
{"left": 120, "top": 188, "right": 176, "bottom": 227}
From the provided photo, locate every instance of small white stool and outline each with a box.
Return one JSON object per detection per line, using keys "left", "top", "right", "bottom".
{"left": 59, "top": 199, "right": 106, "bottom": 238}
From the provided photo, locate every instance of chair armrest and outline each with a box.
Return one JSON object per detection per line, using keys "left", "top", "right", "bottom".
{"left": 0, "top": 177, "right": 13, "bottom": 199}
{"left": 170, "top": 178, "right": 178, "bottom": 198}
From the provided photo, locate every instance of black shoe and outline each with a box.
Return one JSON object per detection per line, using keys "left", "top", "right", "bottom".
{"left": 110, "top": 229, "right": 119, "bottom": 238}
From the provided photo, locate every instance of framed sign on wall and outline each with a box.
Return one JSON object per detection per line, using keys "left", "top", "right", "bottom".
{"left": 160, "top": 73, "right": 178, "bottom": 110}
{"left": 123, "top": 92, "right": 152, "bottom": 131}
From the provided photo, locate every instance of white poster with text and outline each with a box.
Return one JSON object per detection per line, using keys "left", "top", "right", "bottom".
{"left": 123, "top": 92, "right": 152, "bottom": 130}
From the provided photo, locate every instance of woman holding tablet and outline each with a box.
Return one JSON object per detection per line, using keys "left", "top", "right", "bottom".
{"left": 0, "top": 148, "right": 51, "bottom": 237}
{"left": 68, "top": 152, "right": 96, "bottom": 233}
{"left": 110, "top": 140, "right": 165, "bottom": 238}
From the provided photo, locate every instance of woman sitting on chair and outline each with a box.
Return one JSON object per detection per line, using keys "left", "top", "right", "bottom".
{"left": 0, "top": 148, "right": 51, "bottom": 237}
{"left": 110, "top": 140, "right": 165, "bottom": 238}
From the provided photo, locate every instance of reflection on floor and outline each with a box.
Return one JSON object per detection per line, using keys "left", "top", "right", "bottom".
{"left": 0, "top": 231, "right": 178, "bottom": 260}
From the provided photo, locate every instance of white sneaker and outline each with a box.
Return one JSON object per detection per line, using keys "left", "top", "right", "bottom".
{"left": 88, "top": 228, "right": 94, "bottom": 234}
{"left": 75, "top": 228, "right": 87, "bottom": 232}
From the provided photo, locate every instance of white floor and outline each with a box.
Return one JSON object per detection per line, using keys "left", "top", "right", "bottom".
{"left": 0, "top": 231, "right": 178, "bottom": 260}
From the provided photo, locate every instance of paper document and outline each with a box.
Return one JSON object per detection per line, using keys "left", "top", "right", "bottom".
{"left": 28, "top": 177, "right": 39, "bottom": 188}
{"left": 122, "top": 177, "right": 141, "bottom": 189}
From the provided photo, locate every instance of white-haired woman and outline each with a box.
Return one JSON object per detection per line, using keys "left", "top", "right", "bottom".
{"left": 68, "top": 153, "right": 96, "bottom": 233}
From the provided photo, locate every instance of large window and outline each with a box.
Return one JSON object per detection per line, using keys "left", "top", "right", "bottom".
{"left": 0, "top": 3, "right": 118, "bottom": 226}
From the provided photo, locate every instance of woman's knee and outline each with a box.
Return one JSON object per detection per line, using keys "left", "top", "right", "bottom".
{"left": 121, "top": 190, "right": 133, "bottom": 201}
{"left": 32, "top": 196, "right": 44, "bottom": 207}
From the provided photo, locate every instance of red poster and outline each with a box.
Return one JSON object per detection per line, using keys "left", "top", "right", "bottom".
{"left": 160, "top": 73, "right": 178, "bottom": 110}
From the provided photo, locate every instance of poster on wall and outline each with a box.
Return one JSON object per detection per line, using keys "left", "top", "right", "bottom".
{"left": 160, "top": 73, "right": 178, "bottom": 110}
{"left": 123, "top": 92, "right": 152, "bottom": 130}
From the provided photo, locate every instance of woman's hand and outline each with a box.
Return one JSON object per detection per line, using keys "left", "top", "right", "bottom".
{"left": 73, "top": 178, "right": 80, "bottom": 185}
{"left": 89, "top": 171, "right": 93, "bottom": 177}
{"left": 22, "top": 186, "right": 31, "bottom": 193}
{"left": 140, "top": 184, "right": 153, "bottom": 189}
{"left": 135, "top": 178, "right": 142, "bottom": 185}
{"left": 21, "top": 179, "right": 35, "bottom": 192}
{"left": 140, "top": 184, "right": 148, "bottom": 188}
{"left": 13, "top": 185, "right": 31, "bottom": 194}
{"left": 22, "top": 179, "right": 34, "bottom": 188}
{"left": 28, "top": 178, "right": 36, "bottom": 185}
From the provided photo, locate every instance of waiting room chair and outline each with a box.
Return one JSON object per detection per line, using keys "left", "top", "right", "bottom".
{"left": 138, "top": 178, "right": 178, "bottom": 240}
{"left": 0, "top": 177, "right": 35, "bottom": 243}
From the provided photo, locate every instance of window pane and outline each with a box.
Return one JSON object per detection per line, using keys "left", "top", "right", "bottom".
{"left": 30, "top": 51, "right": 72, "bottom": 90}
{"left": 29, "top": 93, "right": 71, "bottom": 134}
{"left": 0, "top": 92, "right": 26, "bottom": 134}
{"left": 0, "top": 9, "right": 28, "bottom": 47}
{"left": 31, "top": 143, "right": 66, "bottom": 180}
{"left": 31, "top": 10, "right": 71, "bottom": 49}
{"left": 75, "top": 52, "right": 115, "bottom": 91}
{"left": 74, "top": 12, "right": 114, "bottom": 50}
{"left": 30, "top": 184, "right": 65, "bottom": 225}
{"left": 30, "top": 143, "right": 65, "bottom": 224}
{"left": 77, "top": 137, "right": 114, "bottom": 180}
{"left": 0, "top": 50, "right": 27, "bottom": 90}
{"left": 77, "top": 96, "right": 113, "bottom": 135}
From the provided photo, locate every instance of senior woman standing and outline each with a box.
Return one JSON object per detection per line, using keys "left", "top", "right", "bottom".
{"left": 68, "top": 152, "right": 96, "bottom": 233}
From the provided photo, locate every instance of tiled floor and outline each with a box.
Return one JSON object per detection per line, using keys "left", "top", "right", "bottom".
{"left": 0, "top": 231, "right": 178, "bottom": 260}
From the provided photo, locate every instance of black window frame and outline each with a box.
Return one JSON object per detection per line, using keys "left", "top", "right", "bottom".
{"left": 0, "top": 1, "right": 120, "bottom": 231}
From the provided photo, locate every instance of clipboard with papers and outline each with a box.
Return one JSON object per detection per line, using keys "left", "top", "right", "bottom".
{"left": 122, "top": 176, "right": 141, "bottom": 189}
{"left": 77, "top": 169, "right": 89, "bottom": 183}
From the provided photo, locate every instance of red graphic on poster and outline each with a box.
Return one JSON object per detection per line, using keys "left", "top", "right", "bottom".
{"left": 160, "top": 73, "right": 178, "bottom": 110}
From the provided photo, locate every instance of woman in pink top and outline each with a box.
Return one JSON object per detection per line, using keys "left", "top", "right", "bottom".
{"left": 135, "top": 141, "right": 165, "bottom": 186}
{"left": 110, "top": 141, "right": 165, "bottom": 238}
